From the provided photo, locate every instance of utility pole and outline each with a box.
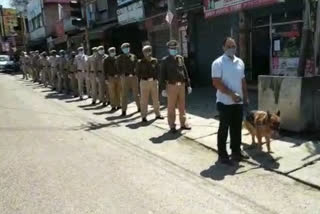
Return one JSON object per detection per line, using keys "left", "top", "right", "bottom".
{"left": 314, "top": 0, "right": 320, "bottom": 74}
{"left": 82, "top": 1, "right": 90, "bottom": 55}
{"left": 298, "top": 0, "right": 312, "bottom": 77}
{"left": 167, "top": 0, "right": 178, "bottom": 40}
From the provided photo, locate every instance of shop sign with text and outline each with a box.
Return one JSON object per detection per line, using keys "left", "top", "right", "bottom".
{"left": 203, "top": 0, "right": 284, "bottom": 19}
{"left": 117, "top": 0, "right": 144, "bottom": 25}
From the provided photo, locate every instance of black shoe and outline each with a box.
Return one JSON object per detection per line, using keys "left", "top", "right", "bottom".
{"left": 107, "top": 102, "right": 111, "bottom": 106}
{"left": 232, "top": 151, "right": 250, "bottom": 162}
{"left": 170, "top": 128, "right": 177, "bottom": 133}
{"left": 218, "top": 156, "right": 233, "bottom": 165}
{"left": 137, "top": 108, "right": 141, "bottom": 113}
{"left": 142, "top": 118, "right": 148, "bottom": 123}
{"left": 79, "top": 97, "right": 83, "bottom": 100}
{"left": 111, "top": 107, "right": 116, "bottom": 111}
{"left": 122, "top": 111, "right": 126, "bottom": 116}
{"left": 181, "top": 125, "right": 192, "bottom": 130}
{"left": 116, "top": 106, "right": 121, "bottom": 110}
{"left": 155, "top": 116, "right": 164, "bottom": 120}
{"left": 91, "top": 101, "right": 96, "bottom": 105}
{"left": 102, "top": 102, "right": 107, "bottom": 107}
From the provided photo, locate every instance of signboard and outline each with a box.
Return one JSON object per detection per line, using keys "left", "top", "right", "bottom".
{"left": 117, "top": 0, "right": 144, "bottom": 25}
{"left": 117, "top": 0, "right": 134, "bottom": 7}
{"left": 203, "top": 0, "right": 284, "bottom": 19}
{"left": 27, "top": 0, "right": 43, "bottom": 20}
{"left": 272, "top": 57, "right": 299, "bottom": 76}
{"left": 3, "top": 9, "right": 18, "bottom": 35}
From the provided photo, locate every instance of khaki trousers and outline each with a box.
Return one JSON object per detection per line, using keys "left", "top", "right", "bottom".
{"left": 41, "top": 68, "right": 47, "bottom": 86}
{"left": 69, "top": 73, "right": 78, "bottom": 96}
{"left": 57, "top": 72, "right": 63, "bottom": 92}
{"left": 86, "top": 72, "right": 91, "bottom": 96}
{"left": 121, "top": 75, "right": 140, "bottom": 112}
{"left": 97, "top": 72, "right": 108, "bottom": 103}
{"left": 77, "top": 71, "right": 86, "bottom": 98}
{"left": 89, "top": 72, "right": 98, "bottom": 102}
{"left": 167, "top": 83, "right": 187, "bottom": 129}
{"left": 23, "top": 66, "right": 29, "bottom": 80}
{"left": 50, "top": 67, "right": 57, "bottom": 88}
{"left": 108, "top": 76, "right": 121, "bottom": 108}
{"left": 140, "top": 80, "right": 160, "bottom": 118}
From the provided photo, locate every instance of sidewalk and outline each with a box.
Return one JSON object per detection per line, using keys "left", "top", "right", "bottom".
{"left": 155, "top": 87, "right": 320, "bottom": 189}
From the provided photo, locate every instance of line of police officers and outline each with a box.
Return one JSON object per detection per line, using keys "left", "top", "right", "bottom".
{"left": 19, "top": 40, "right": 192, "bottom": 133}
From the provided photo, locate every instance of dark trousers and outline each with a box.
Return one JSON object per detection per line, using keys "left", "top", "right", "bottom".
{"left": 217, "top": 102, "right": 243, "bottom": 158}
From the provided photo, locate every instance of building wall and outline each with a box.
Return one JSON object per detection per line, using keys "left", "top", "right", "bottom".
{"left": 43, "top": 4, "right": 60, "bottom": 36}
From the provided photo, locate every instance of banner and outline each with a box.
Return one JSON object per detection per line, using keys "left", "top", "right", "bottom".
{"left": 204, "top": 0, "right": 284, "bottom": 19}
{"left": 117, "top": 0, "right": 144, "bottom": 25}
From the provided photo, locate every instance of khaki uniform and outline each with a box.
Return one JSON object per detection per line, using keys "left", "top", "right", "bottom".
{"left": 104, "top": 56, "right": 121, "bottom": 108}
{"left": 116, "top": 53, "right": 140, "bottom": 112}
{"left": 160, "top": 55, "right": 191, "bottom": 129}
{"left": 33, "top": 55, "right": 41, "bottom": 82}
{"left": 40, "top": 56, "right": 50, "bottom": 87}
{"left": 136, "top": 57, "right": 161, "bottom": 118}
{"left": 74, "top": 54, "right": 88, "bottom": 98}
{"left": 23, "top": 55, "right": 31, "bottom": 80}
{"left": 88, "top": 54, "right": 98, "bottom": 102}
{"left": 96, "top": 53, "right": 108, "bottom": 103}
{"left": 49, "top": 55, "right": 59, "bottom": 89}
{"left": 68, "top": 57, "right": 78, "bottom": 96}
{"left": 21, "top": 55, "right": 28, "bottom": 80}
{"left": 57, "top": 56, "right": 68, "bottom": 93}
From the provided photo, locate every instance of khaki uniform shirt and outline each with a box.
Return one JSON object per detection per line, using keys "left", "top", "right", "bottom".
{"left": 88, "top": 54, "right": 97, "bottom": 72}
{"left": 95, "top": 54, "right": 108, "bottom": 72}
{"left": 74, "top": 54, "right": 88, "bottom": 71}
{"left": 116, "top": 53, "right": 137, "bottom": 76}
{"left": 49, "top": 56, "right": 59, "bottom": 68}
{"left": 58, "top": 56, "right": 68, "bottom": 74}
{"left": 160, "top": 55, "right": 190, "bottom": 89}
{"left": 136, "top": 57, "right": 159, "bottom": 80}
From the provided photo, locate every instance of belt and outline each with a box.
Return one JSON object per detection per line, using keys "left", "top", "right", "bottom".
{"left": 90, "top": 70, "right": 94, "bottom": 73}
{"left": 110, "top": 74, "right": 119, "bottom": 78}
{"left": 142, "top": 78, "right": 155, "bottom": 81}
{"left": 77, "top": 70, "right": 85, "bottom": 72}
{"left": 169, "top": 81, "right": 184, "bottom": 86}
{"left": 97, "top": 70, "right": 102, "bottom": 73}
{"left": 125, "top": 74, "right": 135, "bottom": 77}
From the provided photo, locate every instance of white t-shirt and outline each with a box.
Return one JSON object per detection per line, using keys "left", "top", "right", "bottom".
{"left": 211, "top": 54, "right": 245, "bottom": 105}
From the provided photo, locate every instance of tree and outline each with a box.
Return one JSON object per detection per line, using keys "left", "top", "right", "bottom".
{"left": 10, "top": 0, "right": 29, "bottom": 14}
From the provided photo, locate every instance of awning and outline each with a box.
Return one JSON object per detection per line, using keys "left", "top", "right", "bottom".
{"left": 88, "top": 22, "right": 118, "bottom": 40}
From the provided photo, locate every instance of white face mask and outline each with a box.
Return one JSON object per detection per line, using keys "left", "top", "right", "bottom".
{"left": 109, "top": 52, "right": 116, "bottom": 57}
{"left": 79, "top": 51, "right": 84, "bottom": 56}
{"left": 98, "top": 50, "right": 104, "bottom": 55}
{"left": 225, "top": 48, "right": 236, "bottom": 57}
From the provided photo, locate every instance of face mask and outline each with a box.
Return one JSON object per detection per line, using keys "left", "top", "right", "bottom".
{"left": 98, "top": 50, "right": 104, "bottom": 55}
{"left": 109, "top": 52, "right": 116, "bottom": 57}
{"left": 122, "top": 48, "right": 130, "bottom": 54}
{"left": 79, "top": 51, "right": 84, "bottom": 56}
{"left": 169, "top": 49, "right": 177, "bottom": 56}
{"left": 225, "top": 48, "right": 236, "bottom": 57}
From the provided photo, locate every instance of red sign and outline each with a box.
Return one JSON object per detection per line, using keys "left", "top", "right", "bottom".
{"left": 55, "top": 20, "right": 65, "bottom": 37}
{"left": 204, "top": 0, "right": 282, "bottom": 19}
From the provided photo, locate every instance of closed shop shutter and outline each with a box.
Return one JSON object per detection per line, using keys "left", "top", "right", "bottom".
{"left": 150, "top": 29, "right": 170, "bottom": 59}
{"left": 193, "top": 14, "right": 238, "bottom": 85}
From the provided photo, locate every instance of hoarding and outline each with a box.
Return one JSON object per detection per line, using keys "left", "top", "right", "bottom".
{"left": 117, "top": 0, "right": 144, "bottom": 25}
{"left": 203, "top": 0, "right": 284, "bottom": 19}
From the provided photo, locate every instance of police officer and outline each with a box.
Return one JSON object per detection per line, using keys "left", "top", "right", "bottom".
{"left": 29, "top": 51, "right": 35, "bottom": 81}
{"left": 116, "top": 42, "right": 140, "bottom": 116}
{"left": 32, "top": 50, "right": 41, "bottom": 83}
{"left": 20, "top": 52, "right": 28, "bottom": 80}
{"left": 24, "top": 52, "right": 32, "bottom": 80}
{"left": 136, "top": 45, "right": 164, "bottom": 122}
{"left": 160, "top": 40, "right": 192, "bottom": 133}
{"left": 68, "top": 51, "right": 79, "bottom": 97}
{"left": 57, "top": 50, "right": 68, "bottom": 93}
{"left": 96, "top": 46, "right": 109, "bottom": 106}
{"left": 49, "top": 50, "right": 59, "bottom": 90}
{"left": 88, "top": 47, "right": 98, "bottom": 104}
{"left": 74, "top": 47, "right": 88, "bottom": 100}
{"left": 104, "top": 47, "right": 121, "bottom": 111}
{"left": 40, "top": 51, "right": 50, "bottom": 87}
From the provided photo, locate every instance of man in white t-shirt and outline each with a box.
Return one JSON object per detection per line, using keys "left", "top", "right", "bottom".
{"left": 212, "top": 37, "right": 249, "bottom": 164}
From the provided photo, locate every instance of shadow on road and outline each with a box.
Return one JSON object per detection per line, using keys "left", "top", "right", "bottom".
{"left": 45, "top": 92, "right": 73, "bottom": 100}
{"left": 149, "top": 131, "right": 182, "bottom": 144}
{"left": 200, "top": 162, "right": 244, "bottom": 181}
{"left": 243, "top": 144, "right": 281, "bottom": 170}
{"left": 126, "top": 119, "right": 156, "bottom": 129}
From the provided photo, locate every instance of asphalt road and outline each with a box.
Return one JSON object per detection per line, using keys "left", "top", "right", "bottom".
{"left": 0, "top": 73, "right": 319, "bottom": 214}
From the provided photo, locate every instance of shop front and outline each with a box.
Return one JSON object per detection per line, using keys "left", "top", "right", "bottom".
{"left": 192, "top": 0, "right": 302, "bottom": 86}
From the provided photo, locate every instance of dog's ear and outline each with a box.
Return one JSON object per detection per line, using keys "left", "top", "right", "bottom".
{"left": 276, "top": 110, "right": 281, "bottom": 117}
{"left": 267, "top": 111, "right": 272, "bottom": 120}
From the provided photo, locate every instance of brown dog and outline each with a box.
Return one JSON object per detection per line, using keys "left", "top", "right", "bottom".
{"left": 243, "top": 110, "right": 280, "bottom": 153}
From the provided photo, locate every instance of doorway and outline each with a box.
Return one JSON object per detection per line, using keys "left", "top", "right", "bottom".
{"left": 251, "top": 27, "right": 270, "bottom": 81}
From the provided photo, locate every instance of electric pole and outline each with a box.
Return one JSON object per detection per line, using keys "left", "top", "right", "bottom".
{"left": 167, "top": 0, "right": 178, "bottom": 40}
